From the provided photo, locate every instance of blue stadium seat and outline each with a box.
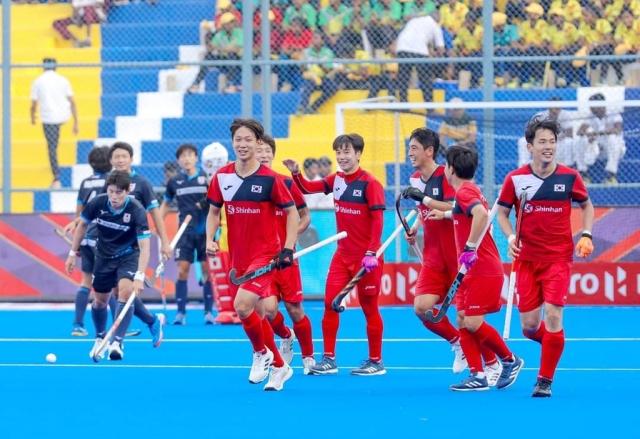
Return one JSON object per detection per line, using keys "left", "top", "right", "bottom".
{"left": 101, "top": 22, "right": 201, "bottom": 47}
{"left": 106, "top": 1, "right": 214, "bottom": 25}
{"left": 98, "top": 118, "right": 116, "bottom": 138}
{"left": 101, "top": 93, "right": 138, "bottom": 118}
{"left": 140, "top": 139, "right": 236, "bottom": 163}
{"left": 183, "top": 92, "right": 302, "bottom": 116}
{"left": 162, "top": 115, "right": 290, "bottom": 139}
{"left": 101, "top": 46, "right": 179, "bottom": 62}
{"left": 102, "top": 68, "right": 161, "bottom": 94}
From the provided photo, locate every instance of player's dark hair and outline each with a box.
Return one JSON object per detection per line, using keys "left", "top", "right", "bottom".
{"left": 230, "top": 118, "right": 264, "bottom": 141}
{"left": 88, "top": 146, "right": 112, "bottom": 174}
{"left": 524, "top": 115, "right": 560, "bottom": 145}
{"left": 445, "top": 145, "right": 478, "bottom": 180}
{"left": 106, "top": 170, "right": 131, "bottom": 191}
{"left": 318, "top": 156, "right": 332, "bottom": 166}
{"left": 109, "top": 142, "right": 134, "bottom": 159}
{"left": 332, "top": 133, "right": 364, "bottom": 154}
{"left": 262, "top": 134, "right": 276, "bottom": 155}
{"left": 410, "top": 128, "right": 440, "bottom": 156}
{"left": 303, "top": 158, "right": 318, "bottom": 169}
{"left": 176, "top": 143, "right": 198, "bottom": 160}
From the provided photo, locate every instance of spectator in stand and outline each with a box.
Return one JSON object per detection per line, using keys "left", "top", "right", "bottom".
{"left": 278, "top": 17, "right": 313, "bottom": 91}
{"left": 282, "top": 0, "right": 317, "bottom": 31}
{"left": 334, "top": 43, "right": 394, "bottom": 99}
{"left": 341, "top": 0, "right": 372, "bottom": 50}
{"left": 254, "top": 9, "right": 283, "bottom": 63}
{"left": 510, "top": 3, "right": 547, "bottom": 88}
{"left": 577, "top": 6, "right": 618, "bottom": 85}
{"left": 402, "top": 0, "right": 437, "bottom": 23}
{"left": 543, "top": 8, "right": 581, "bottom": 87}
{"left": 492, "top": 12, "right": 520, "bottom": 87}
{"left": 318, "top": 156, "right": 333, "bottom": 177}
{"left": 53, "top": 0, "right": 107, "bottom": 48}
{"left": 318, "top": 0, "right": 351, "bottom": 50}
{"left": 189, "top": 12, "right": 243, "bottom": 94}
{"left": 439, "top": 0, "right": 469, "bottom": 35}
{"left": 200, "top": 0, "right": 242, "bottom": 48}
{"left": 296, "top": 31, "right": 338, "bottom": 114}
{"left": 453, "top": 11, "right": 483, "bottom": 86}
{"left": 438, "top": 98, "right": 477, "bottom": 154}
{"left": 302, "top": 158, "right": 334, "bottom": 209}
{"left": 612, "top": 7, "right": 638, "bottom": 83}
{"left": 549, "top": 0, "right": 583, "bottom": 22}
{"left": 368, "top": 0, "right": 402, "bottom": 50}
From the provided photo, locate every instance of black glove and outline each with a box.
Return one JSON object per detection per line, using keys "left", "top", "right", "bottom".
{"left": 198, "top": 197, "right": 208, "bottom": 210}
{"left": 402, "top": 186, "right": 425, "bottom": 203}
{"left": 274, "top": 248, "right": 294, "bottom": 270}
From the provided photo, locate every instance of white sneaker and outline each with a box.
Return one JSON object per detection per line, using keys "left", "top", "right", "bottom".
{"left": 248, "top": 349, "right": 274, "bottom": 384}
{"left": 279, "top": 329, "right": 296, "bottom": 364}
{"left": 108, "top": 341, "right": 124, "bottom": 361}
{"left": 89, "top": 338, "right": 106, "bottom": 361}
{"left": 485, "top": 362, "right": 503, "bottom": 387}
{"left": 302, "top": 357, "right": 316, "bottom": 375}
{"left": 264, "top": 363, "right": 293, "bottom": 391}
{"left": 452, "top": 342, "right": 468, "bottom": 374}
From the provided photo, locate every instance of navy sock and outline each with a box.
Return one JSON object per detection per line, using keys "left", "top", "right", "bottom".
{"left": 113, "top": 301, "right": 134, "bottom": 343}
{"left": 133, "top": 296, "right": 156, "bottom": 326}
{"left": 74, "top": 286, "right": 91, "bottom": 326}
{"left": 202, "top": 281, "right": 213, "bottom": 313}
{"left": 108, "top": 294, "right": 118, "bottom": 321}
{"left": 91, "top": 305, "right": 108, "bottom": 339}
{"left": 176, "top": 280, "right": 188, "bottom": 313}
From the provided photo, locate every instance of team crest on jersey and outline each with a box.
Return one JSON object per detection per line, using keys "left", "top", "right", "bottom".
{"left": 123, "top": 213, "right": 131, "bottom": 223}
{"left": 432, "top": 188, "right": 439, "bottom": 196}
{"left": 554, "top": 184, "right": 565, "bottom": 192}
{"left": 251, "top": 185, "right": 262, "bottom": 193}
{"left": 353, "top": 189, "right": 362, "bottom": 197}
{"left": 198, "top": 176, "right": 205, "bottom": 185}
{"left": 129, "top": 183, "right": 136, "bottom": 191}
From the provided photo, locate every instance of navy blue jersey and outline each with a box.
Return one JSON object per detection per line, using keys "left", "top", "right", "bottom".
{"left": 77, "top": 172, "right": 109, "bottom": 238}
{"left": 129, "top": 171, "right": 160, "bottom": 212}
{"left": 164, "top": 169, "right": 208, "bottom": 234}
{"left": 80, "top": 194, "right": 151, "bottom": 259}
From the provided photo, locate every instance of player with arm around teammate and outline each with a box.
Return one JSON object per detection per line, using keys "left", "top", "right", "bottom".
{"left": 159, "top": 143, "right": 215, "bottom": 325}
{"left": 497, "top": 116, "right": 594, "bottom": 397}
{"left": 283, "top": 133, "right": 387, "bottom": 376}
{"left": 65, "top": 170, "right": 151, "bottom": 361}
{"left": 428, "top": 145, "right": 524, "bottom": 391}
{"left": 205, "top": 118, "right": 299, "bottom": 391}
{"left": 256, "top": 134, "right": 316, "bottom": 375}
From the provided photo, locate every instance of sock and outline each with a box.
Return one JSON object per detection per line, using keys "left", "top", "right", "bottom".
{"left": 360, "top": 294, "right": 383, "bottom": 362}
{"left": 108, "top": 294, "right": 118, "bottom": 320}
{"left": 459, "top": 328, "right": 483, "bottom": 373}
{"left": 239, "top": 310, "right": 265, "bottom": 353}
{"left": 133, "top": 296, "right": 156, "bottom": 326}
{"left": 176, "top": 280, "right": 188, "bottom": 313}
{"left": 262, "top": 317, "right": 285, "bottom": 367}
{"left": 293, "top": 315, "right": 314, "bottom": 358}
{"left": 481, "top": 344, "right": 499, "bottom": 367}
{"left": 202, "top": 281, "right": 214, "bottom": 313}
{"left": 269, "top": 311, "right": 292, "bottom": 339}
{"left": 422, "top": 312, "right": 460, "bottom": 343}
{"left": 73, "top": 286, "right": 91, "bottom": 326}
{"left": 539, "top": 329, "right": 565, "bottom": 381}
{"left": 113, "top": 301, "right": 135, "bottom": 343}
{"left": 321, "top": 310, "right": 339, "bottom": 358}
{"left": 91, "top": 305, "right": 108, "bottom": 339}
{"left": 523, "top": 321, "right": 547, "bottom": 344}
{"left": 473, "top": 322, "right": 514, "bottom": 362}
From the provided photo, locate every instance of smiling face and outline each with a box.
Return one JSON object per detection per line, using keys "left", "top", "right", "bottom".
{"left": 110, "top": 147, "right": 133, "bottom": 172}
{"left": 408, "top": 138, "right": 433, "bottom": 169}
{"left": 255, "top": 141, "right": 274, "bottom": 168}
{"left": 527, "top": 127, "right": 557, "bottom": 165}
{"left": 334, "top": 143, "right": 361, "bottom": 174}
{"left": 232, "top": 126, "right": 258, "bottom": 163}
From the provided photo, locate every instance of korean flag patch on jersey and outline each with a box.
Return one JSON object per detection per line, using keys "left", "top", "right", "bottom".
{"left": 198, "top": 176, "right": 205, "bottom": 185}
{"left": 123, "top": 213, "right": 131, "bottom": 223}
{"left": 353, "top": 189, "right": 362, "bottom": 197}
{"left": 554, "top": 184, "right": 565, "bottom": 192}
{"left": 251, "top": 185, "right": 262, "bottom": 193}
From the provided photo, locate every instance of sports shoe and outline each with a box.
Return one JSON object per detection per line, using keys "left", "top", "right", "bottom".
{"left": 279, "top": 329, "right": 296, "bottom": 364}
{"left": 532, "top": 377, "right": 552, "bottom": 397}
{"left": 249, "top": 349, "right": 274, "bottom": 384}
{"left": 72, "top": 325, "right": 88, "bottom": 337}
{"left": 214, "top": 311, "right": 241, "bottom": 325}
{"left": 450, "top": 373, "right": 490, "bottom": 392}
{"left": 350, "top": 359, "right": 387, "bottom": 376}
{"left": 204, "top": 312, "right": 215, "bottom": 325}
{"left": 452, "top": 342, "right": 467, "bottom": 374}
{"left": 173, "top": 313, "right": 186, "bottom": 325}
{"left": 150, "top": 313, "right": 166, "bottom": 348}
{"left": 302, "top": 357, "right": 316, "bottom": 375}
{"left": 89, "top": 338, "right": 106, "bottom": 361}
{"left": 125, "top": 328, "right": 142, "bottom": 337}
{"left": 309, "top": 356, "right": 338, "bottom": 375}
{"left": 108, "top": 341, "right": 124, "bottom": 361}
{"left": 496, "top": 355, "right": 525, "bottom": 390}
{"left": 485, "top": 362, "right": 503, "bottom": 387}
{"left": 264, "top": 363, "right": 294, "bottom": 391}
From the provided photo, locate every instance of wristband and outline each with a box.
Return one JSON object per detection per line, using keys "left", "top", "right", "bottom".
{"left": 581, "top": 231, "right": 592, "bottom": 239}
{"left": 444, "top": 211, "right": 452, "bottom": 219}
{"left": 365, "top": 251, "right": 376, "bottom": 256}
{"left": 508, "top": 234, "right": 516, "bottom": 244}
{"left": 465, "top": 241, "right": 477, "bottom": 249}
{"left": 422, "top": 196, "right": 433, "bottom": 207}
{"left": 134, "top": 271, "right": 145, "bottom": 282}
{"left": 69, "top": 250, "right": 78, "bottom": 257}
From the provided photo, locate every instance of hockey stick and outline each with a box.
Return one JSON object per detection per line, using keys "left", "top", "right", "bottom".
{"left": 145, "top": 215, "right": 192, "bottom": 288}
{"left": 503, "top": 191, "right": 528, "bottom": 340}
{"left": 425, "top": 201, "right": 499, "bottom": 323}
{"left": 54, "top": 228, "right": 74, "bottom": 246}
{"left": 332, "top": 210, "right": 418, "bottom": 313}
{"left": 229, "top": 231, "right": 348, "bottom": 286}
{"left": 395, "top": 194, "right": 423, "bottom": 264}
{"left": 158, "top": 236, "right": 167, "bottom": 312}
{"left": 91, "top": 289, "right": 137, "bottom": 362}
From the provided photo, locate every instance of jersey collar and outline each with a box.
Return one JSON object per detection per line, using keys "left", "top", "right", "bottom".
{"left": 130, "top": 170, "right": 137, "bottom": 178}
{"left": 182, "top": 167, "right": 201, "bottom": 181}
{"left": 108, "top": 196, "right": 130, "bottom": 215}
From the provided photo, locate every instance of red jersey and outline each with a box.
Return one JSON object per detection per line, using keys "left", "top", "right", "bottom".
{"left": 452, "top": 182, "right": 503, "bottom": 276}
{"left": 409, "top": 167, "right": 458, "bottom": 273}
{"left": 207, "top": 163, "right": 294, "bottom": 270}
{"left": 293, "top": 168, "right": 385, "bottom": 258}
{"left": 498, "top": 164, "right": 589, "bottom": 262}
{"left": 275, "top": 173, "right": 307, "bottom": 245}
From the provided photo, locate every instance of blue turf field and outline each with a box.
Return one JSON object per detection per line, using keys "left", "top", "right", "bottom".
{"left": 0, "top": 305, "right": 638, "bottom": 438}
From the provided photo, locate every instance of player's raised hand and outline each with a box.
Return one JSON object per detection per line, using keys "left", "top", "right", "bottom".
{"left": 575, "top": 232, "right": 594, "bottom": 258}
{"left": 426, "top": 209, "right": 445, "bottom": 221}
{"left": 402, "top": 186, "right": 425, "bottom": 203}
{"left": 282, "top": 159, "right": 300, "bottom": 174}
{"left": 65, "top": 253, "right": 76, "bottom": 275}
{"left": 404, "top": 224, "right": 418, "bottom": 245}
{"left": 206, "top": 240, "right": 219, "bottom": 257}
{"left": 507, "top": 234, "right": 521, "bottom": 259}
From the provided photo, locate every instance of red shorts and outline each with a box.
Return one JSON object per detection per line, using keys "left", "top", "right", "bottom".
{"left": 235, "top": 256, "right": 275, "bottom": 298}
{"left": 455, "top": 275, "right": 503, "bottom": 317}
{"left": 326, "top": 255, "right": 383, "bottom": 296}
{"left": 415, "top": 265, "right": 458, "bottom": 303}
{"left": 269, "top": 261, "right": 304, "bottom": 303}
{"left": 517, "top": 260, "right": 571, "bottom": 313}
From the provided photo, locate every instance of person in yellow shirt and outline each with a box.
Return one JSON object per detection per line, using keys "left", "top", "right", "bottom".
{"left": 333, "top": 43, "right": 396, "bottom": 98}
{"left": 578, "top": 6, "right": 621, "bottom": 83}
{"left": 439, "top": 0, "right": 469, "bottom": 35}
{"left": 549, "top": 0, "right": 583, "bottom": 21}
{"left": 512, "top": 3, "right": 548, "bottom": 85}
{"left": 604, "top": 0, "right": 640, "bottom": 23}
{"left": 543, "top": 8, "right": 582, "bottom": 86}
{"left": 453, "top": 12, "right": 483, "bottom": 85}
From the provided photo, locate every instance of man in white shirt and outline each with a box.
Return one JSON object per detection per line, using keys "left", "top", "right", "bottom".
{"left": 394, "top": 11, "right": 445, "bottom": 104}
{"left": 30, "top": 58, "right": 79, "bottom": 189}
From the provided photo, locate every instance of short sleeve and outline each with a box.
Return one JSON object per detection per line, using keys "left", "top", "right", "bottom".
{"left": 164, "top": 178, "right": 176, "bottom": 203}
{"left": 271, "top": 176, "right": 295, "bottom": 209}
{"left": 140, "top": 180, "right": 160, "bottom": 211}
{"left": 571, "top": 172, "right": 589, "bottom": 204}
{"left": 30, "top": 79, "right": 39, "bottom": 101}
{"left": 497, "top": 173, "right": 517, "bottom": 209}
{"left": 64, "top": 78, "right": 73, "bottom": 97}
{"left": 207, "top": 173, "right": 224, "bottom": 208}
{"left": 133, "top": 206, "right": 151, "bottom": 240}
{"left": 443, "top": 174, "right": 456, "bottom": 202}
{"left": 80, "top": 197, "right": 98, "bottom": 223}
{"left": 457, "top": 184, "right": 482, "bottom": 217}
{"left": 365, "top": 178, "right": 386, "bottom": 211}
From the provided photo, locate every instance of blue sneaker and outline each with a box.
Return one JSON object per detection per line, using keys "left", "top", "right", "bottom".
{"left": 309, "top": 356, "right": 338, "bottom": 375}
{"left": 125, "top": 329, "right": 142, "bottom": 337}
{"left": 204, "top": 312, "right": 215, "bottom": 325}
{"left": 496, "top": 355, "right": 525, "bottom": 390}
{"left": 72, "top": 325, "right": 88, "bottom": 337}
{"left": 150, "top": 313, "right": 166, "bottom": 348}
{"left": 350, "top": 359, "right": 387, "bottom": 376}
{"left": 173, "top": 312, "right": 186, "bottom": 325}
{"left": 450, "top": 373, "right": 490, "bottom": 392}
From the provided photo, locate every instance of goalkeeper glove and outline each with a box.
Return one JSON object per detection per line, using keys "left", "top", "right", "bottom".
{"left": 575, "top": 232, "right": 594, "bottom": 258}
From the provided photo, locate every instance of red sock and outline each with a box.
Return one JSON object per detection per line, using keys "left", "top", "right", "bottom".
{"left": 459, "top": 328, "right": 483, "bottom": 373}
{"left": 240, "top": 310, "right": 265, "bottom": 353}
{"left": 523, "top": 321, "right": 547, "bottom": 345}
{"left": 293, "top": 315, "right": 314, "bottom": 358}
{"left": 480, "top": 344, "right": 498, "bottom": 367}
{"left": 321, "top": 310, "right": 339, "bottom": 358}
{"left": 269, "top": 311, "right": 292, "bottom": 339}
{"left": 360, "top": 294, "right": 383, "bottom": 362}
{"left": 539, "top": 329, "right": 565, "bottom": 381}
{"left": 473, "top": 322, "right": 514, "bottom": 362}
{"left": 423, "top": 313, "right": 460, "bottom": 343}
{"left": 261, "top": 317, "right": 284, "bottom": 367}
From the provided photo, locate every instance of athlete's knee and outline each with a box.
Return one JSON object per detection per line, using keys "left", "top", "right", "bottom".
{"left": 544, "top": 305, "right": 563, "bottom": 332}
{"left": 520, "top": 308, "right": 542, "bottom": 333}
{"left": 463, "top": 315, "right": 483, "bottom": 332}
{"left": 456, "top": 311, "right": 465, "bottom": 329}
{"left": 93, "top": 295, "right": 110, "bottom": 308}
{"left": 284, "top": 302, "right": 304, "bottom": 322}
{"left": 262, "top": 297, "right": 278, "bottom": 320}
{"left": 234, "top": 291, "right": 256, "bottom": 318}
{"left": 81, "top": 273, "right": 92, "bottom": 289}
{"left": 177, "top": 264, "right": 190, "bottom": 280}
